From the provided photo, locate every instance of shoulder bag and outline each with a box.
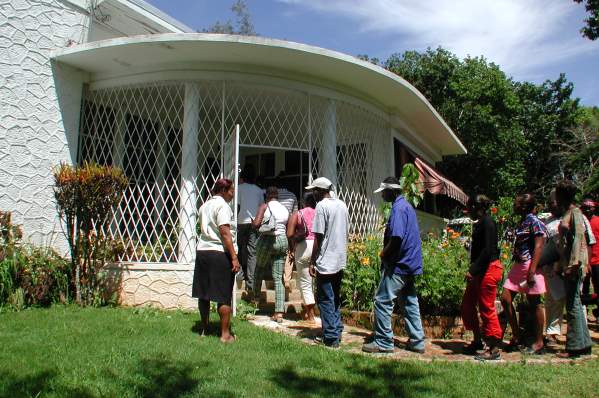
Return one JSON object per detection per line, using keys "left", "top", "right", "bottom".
{"left": 258, "top": 203, "right": 277, "bottom": 234}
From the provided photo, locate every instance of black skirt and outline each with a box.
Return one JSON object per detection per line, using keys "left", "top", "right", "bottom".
{"left": 192, "top": 250, "right": 234, "bottom": 304}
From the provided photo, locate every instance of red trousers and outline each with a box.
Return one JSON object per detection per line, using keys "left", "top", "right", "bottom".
{"left": 461, "top": 260, "right": 503, "bottom": 340}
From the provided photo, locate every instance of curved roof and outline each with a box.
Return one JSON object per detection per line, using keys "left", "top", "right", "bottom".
{"left": 51, "top": 33, "right": 466, "bottom": 157}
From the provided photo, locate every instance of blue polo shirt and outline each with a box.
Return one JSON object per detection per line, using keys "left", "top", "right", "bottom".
{"left": 384, "top": 195, "right": 423, "bottom": 275}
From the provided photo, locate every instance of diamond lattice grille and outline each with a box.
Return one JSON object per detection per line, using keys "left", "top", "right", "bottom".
{"left": 79, "top": 81, "right": 390, "bottom": 263}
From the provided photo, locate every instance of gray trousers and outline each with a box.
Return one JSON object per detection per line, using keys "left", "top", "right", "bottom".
{"left": 237, "top": 223, "right": 258, "bottom": 291}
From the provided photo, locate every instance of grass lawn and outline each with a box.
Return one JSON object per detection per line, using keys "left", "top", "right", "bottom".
{"left": 1, "top": 306, "right": 598, "bottom": 398}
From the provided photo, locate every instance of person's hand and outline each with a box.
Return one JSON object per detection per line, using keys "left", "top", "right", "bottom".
{"left": 527, "top": 270, "right": 536, "bottom": 286}
{"left": 465, "top": 272, "right": 473, "bottom": 282}
{"left": 231, "top": 257, "right": 240, "bottom": 273}
{"left": 309, "top": 263, "right": 316, "bottom": 277}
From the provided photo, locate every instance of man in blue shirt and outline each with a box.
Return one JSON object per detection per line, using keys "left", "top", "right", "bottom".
{"left": 362, "top": 177, "right": 426, "bottom": 354}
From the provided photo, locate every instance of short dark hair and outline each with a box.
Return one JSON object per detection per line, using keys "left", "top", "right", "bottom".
{"left": 265, "top": 186, "right": 278, "bottom": 200}
{"left": 467, "top": 194, "right": 491, "bottom": 212}
{"left": 240, "top": 165, "right": 256, "bottom": 183}
{"left": 212, "top": 178, "right": 233, "bottom": 195}
{"left": 302, "top": 192, "right": 316, "bottom": 209}
{"left": 517, "top": 192, "right": 536, "bottom": 213}
{"left": 555, "top": 180, "right": 577, "bottom": 204}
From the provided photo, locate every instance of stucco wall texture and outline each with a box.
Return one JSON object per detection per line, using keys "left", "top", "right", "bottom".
{"left": 0, "top": 0, "right": 87, "bottom": 249}
{"left": 117, "top": 268, "right": 197, "bottom": 310}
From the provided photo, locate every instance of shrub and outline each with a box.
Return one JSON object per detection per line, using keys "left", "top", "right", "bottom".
{"left": 416, "top": 231, "right": 469, "bottom": 316}
{"left": 0, "top": 211, "right": 71, "bottom": 309}
{"left": 341, "top": 235, "right": 382, "bottom": 312}
{"left": 53, "top": 162, "right": 128, "bottom": 306}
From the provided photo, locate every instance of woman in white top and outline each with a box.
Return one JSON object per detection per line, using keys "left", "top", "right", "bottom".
{"left": 252, "top": 186, "right": 289, "bottom": 322}
{"left": 192, "top": 178, "right": 240, "bottom": 343}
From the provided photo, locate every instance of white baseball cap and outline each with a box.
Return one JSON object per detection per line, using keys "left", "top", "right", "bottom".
{"left": 305, "top": 177, "right": 333, "bottom": 191}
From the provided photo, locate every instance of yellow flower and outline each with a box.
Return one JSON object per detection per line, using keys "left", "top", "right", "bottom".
{"left": 441, "top": 242, "right": 449, "bottom": 248}
{"left": 360, "top": 257, "right": 370, "bottom": 266}
{"left": 502, "top": 253, "right": 509, "bottom": 260}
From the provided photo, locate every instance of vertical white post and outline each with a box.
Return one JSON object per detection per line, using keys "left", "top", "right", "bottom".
{"left": 154, "top": 123, "right": 168, "bottom": 232}
{"left": 111, "top": 110, "right": 127, "bottom": 237}
{"left": 179, "top": 83, "right": 199, "bottom": 263}
{"left": 321, "top": 99, "right": 337, "bottom": 185}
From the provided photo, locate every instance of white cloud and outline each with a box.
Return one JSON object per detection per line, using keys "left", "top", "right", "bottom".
{"left": 278, "top": 0, "right": 599, "bottom": 78}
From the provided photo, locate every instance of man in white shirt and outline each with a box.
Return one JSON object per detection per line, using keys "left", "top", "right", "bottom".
{"left": 237, "top": 165, "right": 264, "bottom": 296}
{"left": 307, "top": 177, "right": 349, "bottom": 348}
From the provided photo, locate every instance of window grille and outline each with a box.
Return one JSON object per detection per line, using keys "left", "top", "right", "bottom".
{"left": 78, "top": 80, "right": 390, "bottom": 263}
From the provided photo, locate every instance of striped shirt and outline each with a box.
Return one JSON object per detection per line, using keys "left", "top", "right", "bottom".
{"left": 277, "top": 188, "right": 298, "bottom": 215}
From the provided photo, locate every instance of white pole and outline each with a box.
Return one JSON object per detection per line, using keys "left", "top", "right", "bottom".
{"left": 232, "top": 124, "right": 240, "bottom": 316}
{"left": 179, "top": 83, "right": 199, "bottom": 264}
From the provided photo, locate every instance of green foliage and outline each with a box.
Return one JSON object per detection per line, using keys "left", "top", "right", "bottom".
{"left": 236, "top": 300, "right": 258, "bottom": 320}
{"left": 0, "top": 211, "right": 71, "bottom": 310}
{"left": 53, "top": 162, "right": 128, "bottom": 306}
{"left": 400, "top": 163, "right": 424, "bottom": 208}
{"left": 416, "top": 232, "right": 469, "bottom": 316}
{"left": 202, "top": 0, "right": 256, "bottom": 35}
{"left": 341, "top": 235, "right": 382, "bottom": 312}
{"left": 385, "top": 48, "right": 580, "bottom": 201}
{"left": 574, "top": 0, "right": 599, "bottom": 40}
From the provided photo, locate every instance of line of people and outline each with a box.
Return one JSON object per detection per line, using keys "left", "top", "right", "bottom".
{"left": 461, "top": 181, "right": 597, "bottom": 360}
{"left": 191, "top": 172, "right": 598, "bottom": 360}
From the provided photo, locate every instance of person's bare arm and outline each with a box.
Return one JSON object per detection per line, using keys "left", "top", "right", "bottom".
{"left": 287, "top": 211, "right": 299, "bottom": 250}
{"left": 219, "top": 224, "right": 240, "bottom": 272}
{"left": 251, "top": 203, "right": 267, "bottom": 229}
{"left": 309, "top": 233, "right": 322, "bottom": 277}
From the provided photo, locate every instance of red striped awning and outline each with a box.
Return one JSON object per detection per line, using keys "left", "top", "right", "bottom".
{"left": 414, "top": 158, "right": 469, "bottom": 205}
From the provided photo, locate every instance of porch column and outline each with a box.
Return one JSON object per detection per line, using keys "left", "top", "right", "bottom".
{"left": 179, "top": 83, "right": 199, "bottom": 263}
{"left": 321, "top": 99, "right": 337, "bottom": 186}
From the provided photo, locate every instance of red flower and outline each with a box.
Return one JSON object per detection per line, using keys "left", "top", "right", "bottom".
{"left": 491, "top": 207, "right": 498, "bottom": 214}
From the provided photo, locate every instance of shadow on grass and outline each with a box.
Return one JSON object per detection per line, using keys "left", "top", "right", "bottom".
{"left": 129, "top": 358, "right": 200, "bottom": 398}
{"left": 0, "top": 370, "right": 94, "bottom": 398}
{"left": 270, "top": 358, "right": 435, "bottom": 398}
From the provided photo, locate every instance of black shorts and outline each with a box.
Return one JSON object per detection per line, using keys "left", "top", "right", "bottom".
{"left": 192, "top": 250, "right": 234, "bottom": 304}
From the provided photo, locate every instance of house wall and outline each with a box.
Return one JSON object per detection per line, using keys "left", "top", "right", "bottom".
{"left": 0, "top": 0, "right": 89, "bottom": 250}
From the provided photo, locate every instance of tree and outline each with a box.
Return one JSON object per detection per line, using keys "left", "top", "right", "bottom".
{"left": 574, "top": 0, "right": 599, "bottom": 40}
{"left": 384, "top": 48, "right": 581, "bottom": 201}
{"left": 202, "top": 0, "right": 256, "bottom": 36}
{"left": 554, "top": 106, "right": 599, "bottom": 195}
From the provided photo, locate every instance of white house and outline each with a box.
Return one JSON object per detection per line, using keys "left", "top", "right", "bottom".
{"left": 1, "top": 0, "right": 467, "bottom": 310}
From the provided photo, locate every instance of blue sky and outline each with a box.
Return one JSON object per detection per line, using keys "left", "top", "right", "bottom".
{"left": 146, "top": 0, "right": 599, "bottom": 106}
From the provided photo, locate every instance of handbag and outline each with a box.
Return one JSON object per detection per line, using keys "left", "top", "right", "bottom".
{"left": 292, "top": 210, "right": 308, "bottom": 242}
{"left": 258, "top": 203, "right": 276, "bottom": 234}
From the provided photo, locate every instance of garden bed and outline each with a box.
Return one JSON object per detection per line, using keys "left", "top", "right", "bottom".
{"left": 342, "top": 310, "right": 465, "bottom": 339}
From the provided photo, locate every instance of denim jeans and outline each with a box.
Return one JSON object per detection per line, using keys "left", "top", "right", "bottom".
{"left": 316, "top": 271, "right": 344, "bottom": 345}
{"left": 237, "top": 224, "right": 258, "bottom": 291}
{"left": 373, "top": 265, "right": 425, "bottom": 351}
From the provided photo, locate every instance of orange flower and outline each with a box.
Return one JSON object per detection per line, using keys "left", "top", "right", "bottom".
{"left": 491, "top": 207, "right": 498, "bottom": 214}
{"left": 360, "top": 257, "right": 370, "bottom": 266}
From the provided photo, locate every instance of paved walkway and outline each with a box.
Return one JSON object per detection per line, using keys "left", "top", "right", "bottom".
{"left": 248, "top": 314, "right": 599, "bottom": 364}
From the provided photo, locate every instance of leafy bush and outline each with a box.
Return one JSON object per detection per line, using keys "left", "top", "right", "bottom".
{"left": 53, "top": 162, "right": 127, "bottom": 306}
{"left": 0, "top": 211, "right": 70, "bottom": 309}
{"left": 415, "top": 231, "right": 469, "bottom": 316}
{"left": 341, "top": 235, "right": 382, "bottom": 312}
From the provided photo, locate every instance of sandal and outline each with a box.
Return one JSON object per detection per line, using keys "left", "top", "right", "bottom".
{"left": 271, "top": 314, "right": 284, "bottom": 323}
{"left": 521, "top": 346, "right": 545, "bottom": 355}
{"left": 474, "top": 348, "right": 501, "bottom": 361}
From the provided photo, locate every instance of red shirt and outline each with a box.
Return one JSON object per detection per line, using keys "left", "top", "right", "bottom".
{"left": 591, "top": 215, "right": 599, "bottom": 265}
